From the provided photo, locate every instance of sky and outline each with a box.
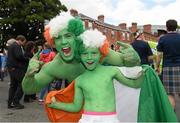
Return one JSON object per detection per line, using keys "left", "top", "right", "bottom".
{"left": 60, "top": 0, "right": 180, "bottom": 26}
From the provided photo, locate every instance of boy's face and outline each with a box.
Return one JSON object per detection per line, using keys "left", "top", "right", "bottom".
{"left": 81, "top": 47, "right": 101, "bottom": 71}
{"left": 54, "top": 29, "right": 76, "bottom": 61}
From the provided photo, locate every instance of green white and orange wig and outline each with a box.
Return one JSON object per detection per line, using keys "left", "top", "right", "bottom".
{"left": 79, "top": 29, "right": 109, "bottom": 62}
{"left": 44, "top": 12, "right": 85, "bottom": 46}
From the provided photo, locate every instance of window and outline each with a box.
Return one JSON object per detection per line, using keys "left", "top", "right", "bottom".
{"left": 122, "top": 32, "right": 125, "bottom": 40}
{"left": 127, "top": 33, "right": 130, "bottom": 40}
{"left": 111, "top": 31, "right": 115, "bottom": 38}
{"left": 89, "top": 22, "right": 93, "bottom": 29}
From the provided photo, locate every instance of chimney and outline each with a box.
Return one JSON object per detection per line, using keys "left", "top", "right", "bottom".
{"left": 143, "top": 24, "right": 152, "bottom": 34}
{"left": 119, "top": 23, "right": 127, "bottom": 30}
{"left": 131, "top": 22, "right": 137, "bottom": 33}
{"left": 97, "top": 15, "right": 104, "bottom": 23}
{"left": 70, "top": 9, "right": 78, "bottom": 17}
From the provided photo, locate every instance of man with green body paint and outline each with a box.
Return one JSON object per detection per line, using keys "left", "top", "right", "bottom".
{"left": 22, "top": 13, "right": 140, "bottom": 94}
{"left": 48, "top": 29, "right": 143, "bottom": 123}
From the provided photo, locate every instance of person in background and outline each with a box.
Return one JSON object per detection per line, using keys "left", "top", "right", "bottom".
{"left": 6, "top": 38, "right": 16, "bottom": 47}
{"left": 156, "top": 19, "right": 180, "bottom": 109}
{"left": 131, "top": 32, "right": 153, "bottom": 66}
{"left": 38, "top": 42, "right": 56, "bottom": 104}
{"left": 155, "top": 29, "right": 167, "bottom": 81}
{"left": 157, "top": 29, "right": 167, "bottom": 41}
{"left": 7, "top": 35, "right": 27, "bottom": 109}
{"left": 0, "top": 51, "right": 7, "bottom": 81}
{"left": 23, "top": 41, "right": 37, "bottom": 102}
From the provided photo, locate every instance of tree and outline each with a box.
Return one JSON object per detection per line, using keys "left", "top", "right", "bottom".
{"left": 0, "top": 0, "right": 67, "bottom": 49}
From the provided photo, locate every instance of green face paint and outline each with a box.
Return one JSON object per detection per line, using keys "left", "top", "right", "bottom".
{"left": 80, "top": 47, "right": 101, "bottom": 71}
{"left": 55, "top": 29, "right": 76, "bottom": 61}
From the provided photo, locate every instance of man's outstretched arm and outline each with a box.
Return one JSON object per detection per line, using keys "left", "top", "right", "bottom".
{"left": 22, "top": 56, "right": 53, "bottom": 94}
{"left": 103, "top": 42, "right": 141, "bottom": 67}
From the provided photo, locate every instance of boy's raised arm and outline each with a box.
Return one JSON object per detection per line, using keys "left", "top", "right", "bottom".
{"left": 114, "top": 67, "right": 144, "bottom": 88}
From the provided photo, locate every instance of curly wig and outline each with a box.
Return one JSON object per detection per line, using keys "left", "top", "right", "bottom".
{"left": 44, "top": 13, "right": 85, "bottom": 46}
{"left": 78, "top": 29, "right": 109, "bottom": 62}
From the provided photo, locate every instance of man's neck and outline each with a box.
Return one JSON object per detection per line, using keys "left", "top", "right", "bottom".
{"left": 86, "top": 64, "right": 102, "bottom": 72}
{"left": 168, "top": 31, "right": 177, "bottom": 33}
{"left": 16, "top": 41, "right": 21, "bottom": 46}
{"left": 57, "top": 53, "right": 79, "bottom": 64}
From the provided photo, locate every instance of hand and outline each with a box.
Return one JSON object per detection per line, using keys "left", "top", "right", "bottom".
{"left": 155, "top": 67, "right": 160, "bottom": 75}
{"left": 48, "top": 96, "right": 58, "bottom": 109}
{"left": 25, "top": 53, "right": 44, "bottom": 76}
{"left": 117, "top": 41, "right": 141, "bottom": 67}
{"left": 51, "top": 96, "right": 57, "bottom": 103}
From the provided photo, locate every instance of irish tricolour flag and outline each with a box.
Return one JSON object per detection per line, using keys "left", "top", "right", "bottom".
{"left": 45, "top": 65, "right": 178, "bottom": 122}
{"left": 116, "top": 65, "right": 177, "bottom": 122}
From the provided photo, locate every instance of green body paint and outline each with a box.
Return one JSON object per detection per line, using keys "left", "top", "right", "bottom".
{"left": 22, "top": 29, "right": 140, "bottom": 94}
{"left": 48, "top": 47, "right": 143, "bottom": 112}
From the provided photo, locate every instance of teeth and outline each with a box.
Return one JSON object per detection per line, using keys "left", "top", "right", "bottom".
{"left": 64, "top": 47, "right": 69, "bottom": 49}
{"left": 62, "top": 47, "right": 71, "bottom": 56}
{"left": 87, "top": 61, "right": 93, "bottom": 64}
{"left": 62, "top": 47, "right": 69, "bottom": 50}
{"left": 64, "top": 52, "right": 71, "bottom": 56}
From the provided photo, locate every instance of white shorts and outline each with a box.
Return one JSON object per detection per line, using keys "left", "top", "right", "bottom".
{"left": 79, "top": 114, "right": 120, "bottom": 123}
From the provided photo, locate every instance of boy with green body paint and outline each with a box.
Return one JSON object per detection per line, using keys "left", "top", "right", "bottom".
{"left": 48, "top": 29, "right": 143, "bottom": 123}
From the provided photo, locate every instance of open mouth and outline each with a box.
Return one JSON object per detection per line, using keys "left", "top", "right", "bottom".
{"left": 62, "top": 47, "right": 71, "bottom": 56}
{"left": 87, "top": 61, "right": 94, "bottom": 65}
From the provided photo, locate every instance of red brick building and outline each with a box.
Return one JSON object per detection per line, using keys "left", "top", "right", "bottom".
{"left": 70, "top": 9, "right": 157, "bottom": 50}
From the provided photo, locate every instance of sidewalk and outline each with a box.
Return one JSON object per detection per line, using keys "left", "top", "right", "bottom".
{"left": 0, "top": 76, "right": 48, "bottom": 122}
{"left": 0, "top": 76, "right": 180, "bottom": 122}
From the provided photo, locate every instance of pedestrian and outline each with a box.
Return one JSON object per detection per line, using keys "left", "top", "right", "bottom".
{"left": 156, "top": 19, "right": 180, "bottom": 109}
{"left": 155, "top": 29, "right": 167, "bottom": 81}
{"left": 0, "top": 52, "right": 3, "bottom": 81}
{"left": 131, "top": 32, "right": 153, "bottom": 66}
{"left": 38, "top": 42, "right": 56, "bottom": 104}
{"left": 7, "top": 35, "right": 27, "bottom": 109}
{"left": 23, "top": 41, "right": 37, "bottom": 103}
{"left": 0, "top": 51, "right": 7, "bottom": 81}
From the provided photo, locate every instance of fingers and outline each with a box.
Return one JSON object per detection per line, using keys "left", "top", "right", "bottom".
{"left": 51, "top": 96, "right": 56, "bottom": 103}
{"left": 27, "top": 68, "right": 39, "bottom": 75}
{"left": 117, "top": 41, "right": 130, "bottom": 48}
{"left": 48, "top": 97, "right": 57, "bottom": 108}
{"left": 119, "top": 46, "right": 133, "bottom": 53}
{"left": 48, "top": 103, "right": 54, "bottom": 108}
{"left": 32, "top": 50, "right": 41, "bottom": 60}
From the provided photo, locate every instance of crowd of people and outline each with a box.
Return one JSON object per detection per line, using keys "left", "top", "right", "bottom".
{"left": 3, "top": 35, "right": 66, "bottom": 109}
{"left": 131, "top": 19, "right": 180, "bottom": 111}
{"left": 1, "top": 12, "right": 179, "bottom": 122}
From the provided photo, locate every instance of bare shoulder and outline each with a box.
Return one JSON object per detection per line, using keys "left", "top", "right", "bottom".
{"left": 75, "top": 76, "right": 82, "bottom": 87}
{"left": 104, "top": 65, "right": 119, "bottom": 72}
{"left": 75, "top": 71, "right": 88, "bottom": 86}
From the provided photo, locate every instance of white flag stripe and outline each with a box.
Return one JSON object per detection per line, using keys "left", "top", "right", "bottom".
{"left": 114, "top": 80, "right": 140, "bottom": 122}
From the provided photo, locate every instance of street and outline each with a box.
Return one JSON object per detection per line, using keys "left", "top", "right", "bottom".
{"left": 0, "top": 76, "right": 180, "bottom": 122}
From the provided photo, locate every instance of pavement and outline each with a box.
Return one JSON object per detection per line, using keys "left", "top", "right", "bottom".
{"left": 0, "top": 76, "right": 48, "bottom": 122}
{"left": 0, "top": 76, "right": 180, "bottom": 122}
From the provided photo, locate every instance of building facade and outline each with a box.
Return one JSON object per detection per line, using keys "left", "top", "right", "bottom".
{"left": 70, "top": 9, "right": 160, "bottom": 50}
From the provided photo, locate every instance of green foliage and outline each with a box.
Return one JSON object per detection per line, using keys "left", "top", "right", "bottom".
{"left": 0, "top": 0, "right": 67, "bottom": 49}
